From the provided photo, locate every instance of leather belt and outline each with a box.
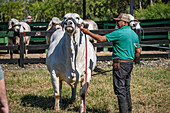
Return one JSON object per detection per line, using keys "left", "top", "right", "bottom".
{"left": 120, "top": 60, "right": 133, "bottom": 62}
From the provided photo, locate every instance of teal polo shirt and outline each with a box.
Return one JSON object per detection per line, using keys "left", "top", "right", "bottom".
{"left": 105, "top": 26, "right": 140, "bottom": 60}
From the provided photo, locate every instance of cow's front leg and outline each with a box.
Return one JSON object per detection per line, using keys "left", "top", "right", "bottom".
{"left": 10, "top": 50, "right": 13, "bottom": 59}
{"left": 10, "top": 43, "right": 14, "bottom": 59}
{"left": 24, "top": 49, "right": 28, "bottom": 58}
{"left": 79, "top": 69, "right": 91, "bottom": 113}
{"left": 51, "top": 70, "right": 61, "bottom": 111}
{"left": 80, "top": 81, "right": 89, "bottom": 113}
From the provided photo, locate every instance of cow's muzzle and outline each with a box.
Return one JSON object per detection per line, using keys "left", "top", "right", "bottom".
{"left": 64, "top": 18, "right": 80, "bottom": 27}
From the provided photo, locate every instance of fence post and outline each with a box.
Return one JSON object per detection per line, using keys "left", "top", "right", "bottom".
{"left": 135, "top": 29, "right": 141, "bottom": 64}
{"left": 19, "top": 27, "right": 24, "bottom": 68}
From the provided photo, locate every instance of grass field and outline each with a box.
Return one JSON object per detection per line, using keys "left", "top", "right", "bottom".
{"left": 3, "top": 64, "right": 170, "bottom": 113}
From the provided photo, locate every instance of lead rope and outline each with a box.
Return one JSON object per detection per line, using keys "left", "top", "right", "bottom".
{"left": 84, "top": 34, "right": 87, "bottom": 113}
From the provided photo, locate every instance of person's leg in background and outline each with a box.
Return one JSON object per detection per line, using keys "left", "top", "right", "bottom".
{"left": 0, "top": 65, "right": 9, "bottom": 113}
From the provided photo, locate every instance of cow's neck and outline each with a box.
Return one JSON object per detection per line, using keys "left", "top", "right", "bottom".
{"left": 65, "top": 31, "right": 80, "bottom": 77}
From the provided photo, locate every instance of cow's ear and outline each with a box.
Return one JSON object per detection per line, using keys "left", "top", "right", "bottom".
{"left": 8, "top": 24, "right": 12, "bottom": 29}
{"left": 82, "top": 21, "right": 89, "bottom": 29}
{"left": 47, "top": 22, "right": 52, "bottom": 31}
{"left": 81, "top": 20, "right": 89, "bottom": 28}
{"left": 84, "top": 24, "right": 89, "bottom": 29}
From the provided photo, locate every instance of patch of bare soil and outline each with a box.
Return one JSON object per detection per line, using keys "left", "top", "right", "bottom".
{"left": 0, "top": 53, "right": 46, "bottom": 59}
{"left": 96, "top": 50, "right": 169, "bottom": 56}
{"left": 0, "top": 50, "right": 168, "bottom": 59}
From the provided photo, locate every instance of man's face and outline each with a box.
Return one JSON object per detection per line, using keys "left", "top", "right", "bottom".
{"left": 116, "top": 20, "right": 127, "bottom": 29}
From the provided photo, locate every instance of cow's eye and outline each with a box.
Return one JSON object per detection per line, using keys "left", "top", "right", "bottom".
{"left": 76, "top": 17, "right": 79, "bottom": 20}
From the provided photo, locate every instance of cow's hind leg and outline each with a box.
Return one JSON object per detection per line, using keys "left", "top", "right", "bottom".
{"left": 50, "top": 70, "right": 62, "bottom": 111}
{"left": 71, "top": 84, "right": 77, "bottom": 102}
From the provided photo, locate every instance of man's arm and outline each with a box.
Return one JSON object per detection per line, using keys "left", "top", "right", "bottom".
{"left": 0, "top": 78, "right": 9, "bottom": 113}
{"left": 134, "top": 47, "right": 141, "bottom": 61}
{"left": 78, "top": 26, "right": 108, "bottom": 42}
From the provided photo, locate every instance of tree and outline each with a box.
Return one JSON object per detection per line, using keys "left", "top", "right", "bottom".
{"left": 0, "top": 0, "right": 24, "bottom": 21}
{"left": 0, "top": 0, "right": 169, "bottom": 22}
{"left": 134, "top": 1, "right": 170, "bottom": 20}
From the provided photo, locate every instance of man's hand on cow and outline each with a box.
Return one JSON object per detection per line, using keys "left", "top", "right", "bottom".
{"left": 78, "top": 25, "right": 89, "bottom": 34}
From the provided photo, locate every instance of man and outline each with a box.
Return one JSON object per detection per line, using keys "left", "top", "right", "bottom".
{"left": 79, "top": 13, "right": 141, "bottom": 113}
{"left": 0, "top": 65, "right": 9, "bottom": 113}
{"left": 26, "top": 15, "right": 34, "bottom": 23}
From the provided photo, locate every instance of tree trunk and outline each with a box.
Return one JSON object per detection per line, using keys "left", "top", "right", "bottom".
{"left": 139, "top": 0, "right": 142, "bottom": 9}
{"left": 150, "top": 0, "right": 153, "bottom": 6}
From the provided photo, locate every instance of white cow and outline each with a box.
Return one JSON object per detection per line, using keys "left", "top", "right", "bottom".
{"left": 8, "top": 18, "right": 31, "bottom": 58}
{"left": 46, "top": 13, "right": 96, "bottom": 112}
{"left": 46, "top": 17, "right": 61, "bottom": 44}
{"left": 127, "top": 14, "right": 141, "bottom": 29}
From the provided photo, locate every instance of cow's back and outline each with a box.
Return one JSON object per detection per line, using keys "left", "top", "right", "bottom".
{"left": 20, "top": 22, "right": 31, "bottom": 31}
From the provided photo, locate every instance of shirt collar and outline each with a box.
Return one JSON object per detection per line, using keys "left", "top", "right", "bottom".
{"left": 120, "top": 26, "right": 131, "bottom": 29}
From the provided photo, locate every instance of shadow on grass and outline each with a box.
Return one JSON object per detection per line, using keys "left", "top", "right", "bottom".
{"left": 21, "top": 94, "right": 54, "bottom": 110}
{"left": 67, "top": 107, "right": 111, "bottom": 113}
{"left": 21, "top": 94, "right": 111, "bottom": 112}
{"left": 21, "top": 94, "right": 75, "bottom": 110}
{"left": 93, "top": 67, "right": 112, "bottom": 76}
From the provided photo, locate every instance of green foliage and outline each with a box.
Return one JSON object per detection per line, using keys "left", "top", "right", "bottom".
{"left": 0, "top": 0, "right": 24, "bottom": 21}
{"left": 0, "top": 0, "right": 169, "bottom": 22}
{"left": 134, "top": 1, "right": 170, "bottom": 20}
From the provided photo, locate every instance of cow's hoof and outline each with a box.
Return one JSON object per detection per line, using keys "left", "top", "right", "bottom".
{"left": 79, "top": 108, "right": 84, "bottom": 113}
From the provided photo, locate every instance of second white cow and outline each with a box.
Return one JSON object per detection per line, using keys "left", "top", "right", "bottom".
{"left": 8, "top": 18, "right": 31, "bottom": 58}
{"left": 46, "top": 13, "right": 96, "bottom": 112}
{"left": 46, "top": 17, "right": 61, "bottom": 44}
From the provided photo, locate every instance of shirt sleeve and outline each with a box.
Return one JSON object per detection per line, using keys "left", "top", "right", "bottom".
{"left": 105, "top": 30, "right": 121, "bottom": 42}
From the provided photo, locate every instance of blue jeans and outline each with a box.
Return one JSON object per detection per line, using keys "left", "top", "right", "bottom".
{"left": 0, "top": 65, "right": 4, "bottom": 80}
{"left": 113, "top": 61, "right": 133, "bottom": 113}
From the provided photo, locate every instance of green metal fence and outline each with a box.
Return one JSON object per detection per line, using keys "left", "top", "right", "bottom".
{"left": 0, "top": 19, "right": 169, "bottom": 49}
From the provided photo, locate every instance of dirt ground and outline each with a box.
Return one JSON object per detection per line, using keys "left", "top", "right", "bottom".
{"left": 0, "top": 50, "right": 169, "bottom": 59}
{"left": 0, "top": 53, "right": 47, "bottom": 59}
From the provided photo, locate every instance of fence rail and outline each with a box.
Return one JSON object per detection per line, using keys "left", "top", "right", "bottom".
{"left": 0, "top": 27, "right": 169, "bottom": 67}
